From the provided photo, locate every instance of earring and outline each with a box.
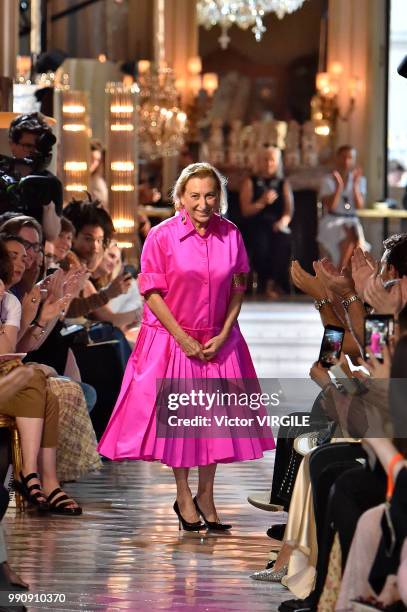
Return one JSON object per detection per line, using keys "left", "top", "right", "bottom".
{"left": 181, "top": 209, "right": 186, "bottom": 224}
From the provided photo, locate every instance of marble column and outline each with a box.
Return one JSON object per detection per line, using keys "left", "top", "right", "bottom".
{"left": 0, "top": 0, "right": 18, "bottom": 80}
{"left": 327, "top": 0, "right": 387, "bottom": 202}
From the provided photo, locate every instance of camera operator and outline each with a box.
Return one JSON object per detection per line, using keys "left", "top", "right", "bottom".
{"left": 0, "top": 112, "right": 62, "bottom": 241}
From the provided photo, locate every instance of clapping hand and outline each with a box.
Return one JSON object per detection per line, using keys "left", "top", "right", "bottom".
{"left": 363, "top": 275, "right": 407, "bottom": 314}
{"left": 61, "top": 266, "right": 89, "bottom": 300}
{"left": 313, "top": 259, "right": 356, "bottom": 299}
{"left": 291, "top": 260, "right": 327, "bottom": 300}
{"left": 21, "top": 285, "right": 41, "bottom": 323}
{"left": 351, "top": 247, "right": 378, "bottom": 300}
{"left": 333, "top": 171, "right": 344, "bottom": 190}
{"left": 40, "top": 294, "right": 71, "bottom": 322}
{"left": 352, "top": 166, "right": 363, "bottom": 185}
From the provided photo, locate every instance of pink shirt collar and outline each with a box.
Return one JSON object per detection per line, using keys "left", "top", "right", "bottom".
{"left": 178, "top": 210, "right": 223, "bottom": 240}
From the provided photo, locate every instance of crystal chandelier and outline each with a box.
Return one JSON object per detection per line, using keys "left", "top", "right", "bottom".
{"left": 137, "top": 64, "right": 187, "bottom": 160}
{"left": 197, "top": 0, "right": 307, "bottom": 49}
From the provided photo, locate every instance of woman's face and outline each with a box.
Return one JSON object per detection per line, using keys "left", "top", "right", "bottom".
{"left": 259, "top": 148, "right": 280, "bottom": 176}
{"left": 100, "top": 245, "right": 121, "bottom": 276}
{"left": 5, "top": 240, "right": 28, "bottom": 286}
{"left": 53, "top": 230, "right": 73, "bottom": 262}
{"left": 180, "top": 177, "right": 219, "bottom": 228}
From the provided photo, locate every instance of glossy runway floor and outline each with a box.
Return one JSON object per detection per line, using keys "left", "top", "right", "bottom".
{"left": 5, "top": 456, "right": 289, "bottom": 611}
{"left": 3, "top": 301, "right": 321, "bottom": 611}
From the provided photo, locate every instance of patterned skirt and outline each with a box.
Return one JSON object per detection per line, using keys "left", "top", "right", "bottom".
{"left": 48, "top": 377, "right": 102, "bottom": 482}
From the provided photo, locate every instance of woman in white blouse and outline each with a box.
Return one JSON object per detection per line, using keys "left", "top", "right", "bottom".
{"left": 318, "top": 145, "right": 368, "bottom": 269}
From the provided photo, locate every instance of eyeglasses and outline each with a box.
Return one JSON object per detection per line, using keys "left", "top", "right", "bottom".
{"left": 21, "top": 239, "right": 42, "bottom": 253}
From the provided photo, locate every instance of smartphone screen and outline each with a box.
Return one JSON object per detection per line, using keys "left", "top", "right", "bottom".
{"left": 364, "top": 315, "right": 394, "bottom": 362}
{"left": 318, "top": 325, "right": 345, "bottom": 368}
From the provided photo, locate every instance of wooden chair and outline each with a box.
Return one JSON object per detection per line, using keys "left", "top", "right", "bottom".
{"left": 0, "top": 416, "right": 24, "bottom": 513}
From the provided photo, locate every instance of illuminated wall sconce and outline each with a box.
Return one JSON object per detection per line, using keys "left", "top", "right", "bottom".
{"left": 106, "top": 81, "right": 139, "bottom": 254}
{"left": 183, "top": 57, "right": 219, "bottom": 141}
{"left": 58, "top": 90, "right": 90, "bottom": 199}
{"left": 312, "top": 62, "right": 362, "bottom": 139}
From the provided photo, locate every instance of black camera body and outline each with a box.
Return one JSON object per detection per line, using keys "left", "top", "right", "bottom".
{"left": 0, "top": 154, "right": 63, "bottom": 220}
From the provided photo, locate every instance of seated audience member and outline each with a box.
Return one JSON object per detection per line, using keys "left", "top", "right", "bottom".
{"left": 272, "top": 252, "right": 407, "bottom": 611}
{"left": 0, "top": 243, "right": 81, "bottom": 514}
{"left": 63, "top": 199, "right": 132, "bottom": 318}
{"left": 49, "top": 216, "right": 75, "bottom": 269}
{"left": 0, "top": 215, "right": 43, "bottom": 299}
{"left": 90, "top": 242, "right": 142, "bottom": 331}
{"left": 239, "top": 144, "right": 294, "bottom": 298}
{"left": 0, "top": 235, "right": 101, "bottom": 482}
{"left": 318, "top": 145, "right": 367, "bottom": 269}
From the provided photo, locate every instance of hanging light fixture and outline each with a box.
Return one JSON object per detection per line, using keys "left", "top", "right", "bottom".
{"left": 136, "top": 63, "right": 187, "bottom": 160}
{"left": 197, "top": 0, "right": 307, "bottom": 49}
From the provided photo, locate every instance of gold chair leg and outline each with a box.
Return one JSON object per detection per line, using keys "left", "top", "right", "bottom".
{"left": 10, "top": 426, "right": 24, "bottom": 513}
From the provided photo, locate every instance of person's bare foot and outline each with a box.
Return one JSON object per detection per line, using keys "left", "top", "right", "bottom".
{"left": 2, "top": 562, "right": 29, "bottom": 589}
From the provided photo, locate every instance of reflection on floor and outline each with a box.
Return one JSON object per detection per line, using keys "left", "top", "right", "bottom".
{"left": 4, "top": 301, "right": 321, "bottom": 611}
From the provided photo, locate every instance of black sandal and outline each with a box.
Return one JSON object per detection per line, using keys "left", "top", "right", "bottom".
{"left": 46, "top": 488, "right": 82, "bottom": 516}
{"left": 14, "top": 472, "right": 49, "bottom": 511}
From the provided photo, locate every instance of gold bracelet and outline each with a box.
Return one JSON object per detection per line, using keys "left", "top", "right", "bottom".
{"left": 232, "top": 273, "right": 247, "bottom": 289}
{"left": 314, "top": 298, "right": 331, "bottom": 311}
{"left": 341, "top": 294, "right": 360, "bottom": 311}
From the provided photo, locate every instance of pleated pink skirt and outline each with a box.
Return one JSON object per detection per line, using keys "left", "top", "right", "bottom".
{"left": 97, "top": 323, "right": 275, "bottom": 467}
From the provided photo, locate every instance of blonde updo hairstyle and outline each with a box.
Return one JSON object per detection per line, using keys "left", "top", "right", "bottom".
{"left": 172, "top": 162, "right": 228, "bottom": 215}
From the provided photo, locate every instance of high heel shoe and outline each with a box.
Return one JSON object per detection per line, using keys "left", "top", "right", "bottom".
{"left": 13, "top": 472, "right": 49, "bottom": 511}
{"left": 250, "top": 564, "right": 288, "bottom": 582}
{"left": 173, "top": 501, "right": 206, "bottom": 532}
{"left": 193, "top": 496, "right": 232, "bottom": 531}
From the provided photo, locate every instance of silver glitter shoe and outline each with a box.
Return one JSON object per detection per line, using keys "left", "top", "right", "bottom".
{"left": 250, "top": 564, "right": 288, "bottom": 582}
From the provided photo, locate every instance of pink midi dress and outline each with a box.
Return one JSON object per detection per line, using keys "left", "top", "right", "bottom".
{"left": 97, "top": 211, "right": 275, "bottom": 467}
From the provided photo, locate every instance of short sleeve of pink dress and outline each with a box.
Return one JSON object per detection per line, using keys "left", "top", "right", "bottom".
{"left": 98, "top": 211, "right": 275, "bottom": 467}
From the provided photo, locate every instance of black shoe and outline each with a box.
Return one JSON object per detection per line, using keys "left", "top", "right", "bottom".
{"left": 267, "top": 523, "right": 286, "bottom": 540}
{"left": 278, "top": 598, "right": 315, "bottom": 612}
{"left": 46, "top": 488, "right": 82, "bottom": 516}
{"left": 14, "top": 472, "right": 49, "bottom": 511}
{"left": 193, "top": 496, "right": 232, "bottom": 531}
{"left": 173, "top": 501, "right": 207, "bottom": 532}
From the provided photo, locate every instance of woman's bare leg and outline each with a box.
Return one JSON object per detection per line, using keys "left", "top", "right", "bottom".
{"left": 173, "top": 467, "right": 199, "bottom": 523}
{"left": 39, "top": 448, "right": 79, "bottom": 509}
{"left": 196, "top": 464, "right": 217, "bottom": 522}
{"left": 15, "top": 417, "right": 42, "bottom": 476}
{"left": 271, "top": 542, "right": 294, "bottom": 571}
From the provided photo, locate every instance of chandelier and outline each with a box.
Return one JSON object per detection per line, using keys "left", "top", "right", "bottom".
{"left": 197, "top": 0, "right": 307, "bottom": 49}
{"left": 137, "top": 63, "right": 187, "bottom": 160}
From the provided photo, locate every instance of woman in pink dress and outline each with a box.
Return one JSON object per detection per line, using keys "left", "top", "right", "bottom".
{"left": 98, "top": 163, "right": 275, "bottom": 531}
